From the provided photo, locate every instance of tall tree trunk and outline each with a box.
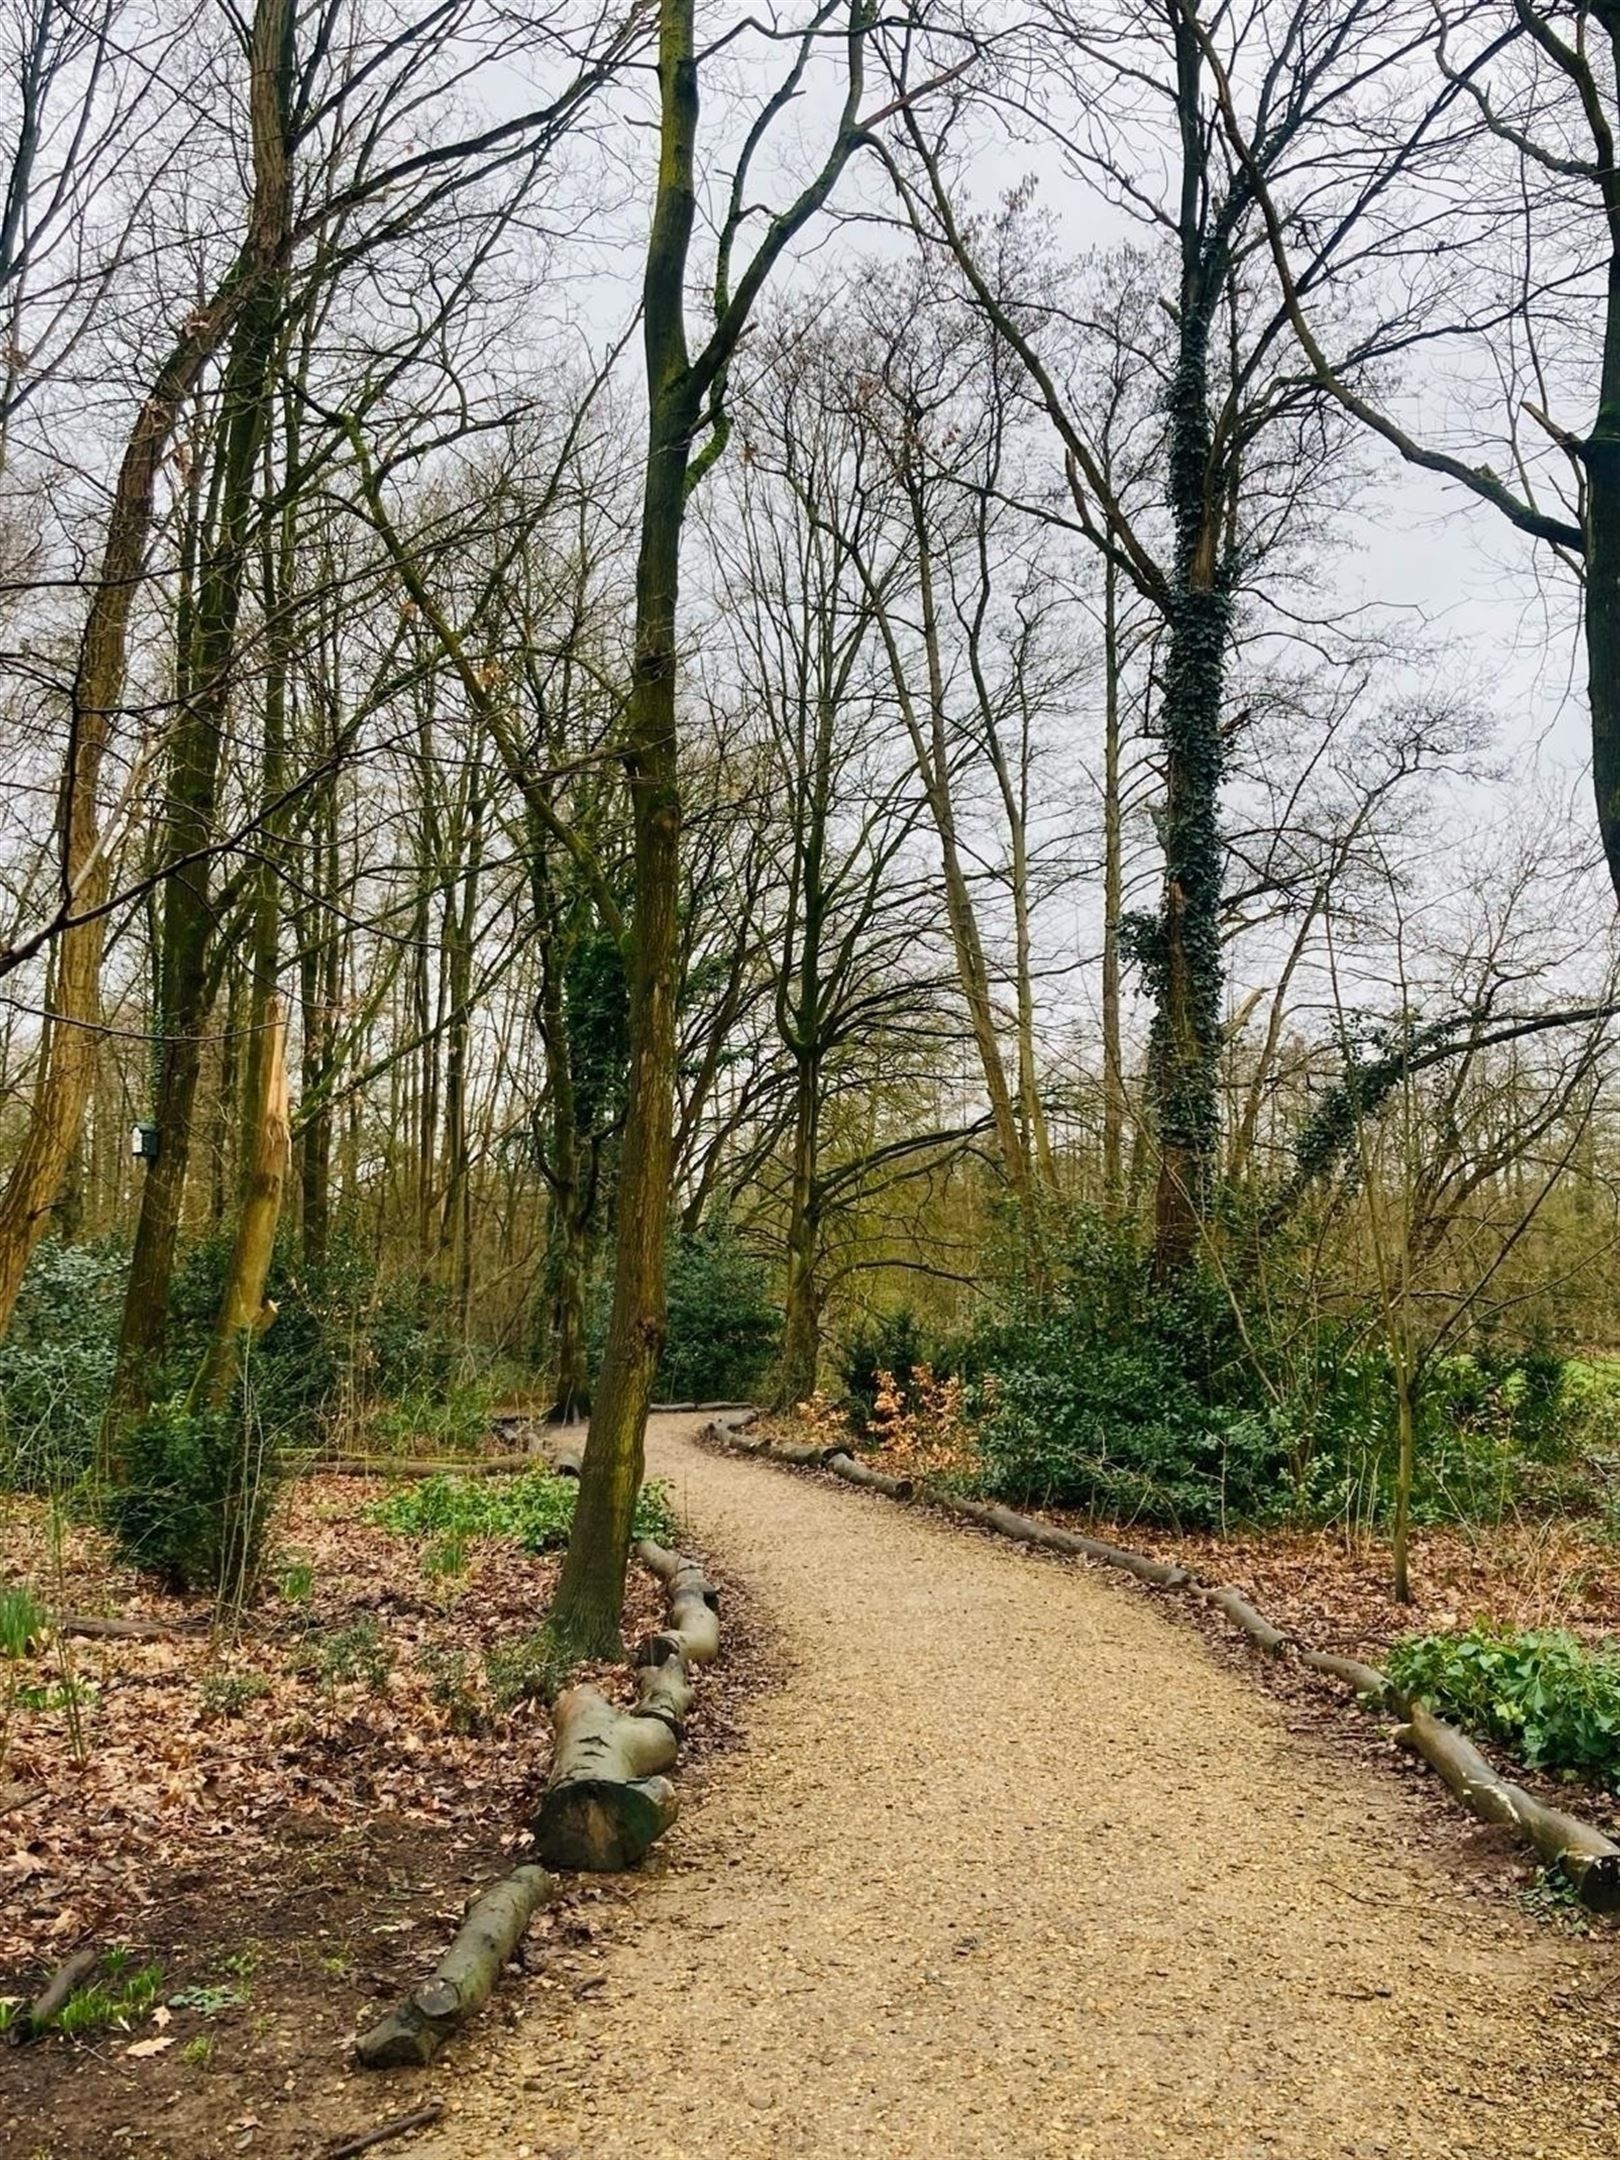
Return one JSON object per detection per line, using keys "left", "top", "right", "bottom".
{"left": 547, "top": 0, "right": 700, "bottom": 1657}
{"left": 109, "top": 238, "right": 289, "bottom": 1424}
{"left": 1587, "top": 125, "right": 1620, "bottom": 904}
{"left": 776, "top": 1047, "right": 822, "bottom": 1409}
{"left": 191, "top": 994, "right": 290, "bottom": 1409}
{"left": 872, "top": 495, "right": 1037, "bottom": 1221}
{"left": 1100, "top": 550, "right": 1126, "bottom": 1213}
{"left": 0, "top": 0, "right": 295, "bottom": 1339}
{"left": 1148, "top": 3, "right": 1229, "bottom": 1280}
{"left": 438, "top": 759, "right": 483, "bottom": 1337}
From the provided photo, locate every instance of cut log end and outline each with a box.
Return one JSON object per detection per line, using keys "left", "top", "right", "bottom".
{"left": 534, "top": 1774, "right": 678, "bottom": 1872}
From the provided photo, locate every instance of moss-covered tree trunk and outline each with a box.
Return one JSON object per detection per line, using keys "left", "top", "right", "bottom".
{"left": 109, "top": 210, "right": 290, "bottom": 1430}
{"left": 548, "top": 0, "right": 871, "bottom": 1653}
{"left": 191, "top": 994, "right": 290, "bottom": 1409}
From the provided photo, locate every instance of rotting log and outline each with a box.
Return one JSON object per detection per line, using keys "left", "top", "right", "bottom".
{"left": 534, "top": 1684, "right": 680, "bottom": 1870}
{"left": 1396, "top": 1701, "right": 1620, "bottom": 1911}
{"left": 926, "top": 1491, "right": 1195, "bottom": 1589}
{"left": 11, "top": 1946, "right": 99, "bottom": 2044}
{"left": 634, "top": 1538, "right": 721, "bottom": 1666}
{"left": 354, "top": 1864, "right": 553, "bottom": 2069}
{"left": 548, "top": 1430, "right": 584, "bottom": 1478}
{"left": 826, "top": 1451, "right": 915, "bottom": 1501}
{"left": 1197, "top": 1583, "right": 1292, "bottom": 1655}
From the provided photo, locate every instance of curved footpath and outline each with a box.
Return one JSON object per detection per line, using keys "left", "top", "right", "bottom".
{"left": 418, "top": 1414, "right": 1616, "bottom": 2159}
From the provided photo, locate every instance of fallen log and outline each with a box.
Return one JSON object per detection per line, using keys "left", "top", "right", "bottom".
{"left": 633, "top": 1638, "right": 696, "bottom": 1735}
{"left": 651, "top": 1400, "right": 756, "bottom": 1414}
{"left": 926, "top": 1491, "right": 1195, "bottom": 1589}
{"left": 826, "top": 1451, "right": 915, "bottom": 1501}
{"left": 11, "top": 1946, "right": 99, "bottom": 2044}
{"left": 759, "top": 1438, "right": 842, "bottom": 1467}
{"left": 315, "top": 1454, "right": 533, "bottom": 1480}
{"left": 634, "top": 1538, "right": 722, "bottom": 1666}
{"left": 1300, "top": 1649, "right": 1394, "bottom": 1703}
{"left": 534, "top": 1684, "right": 680, "bottom": 1870}
{"left": 1197, "top": 1583, "right": 1292, "bottom": 1655}
{"left": 354, "top": 1864, "right": 553, "bottom": 2068}
{"left": 326, "top": 2102, "right": 446, "bottom": 2157}
{"left": 1396, "top": 1701, "right": 1620, "bottom": 1911}
{"left": 44, "top": 1612, "right": 204, "bottom": 1643}
{"left": 547, "top": 1431, "right": 584, "bottom": 1478}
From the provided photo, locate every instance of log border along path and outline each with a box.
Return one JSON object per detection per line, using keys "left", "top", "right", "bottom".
{"left": 412, "top": 1412, "right": 1618, "bottom": 2160}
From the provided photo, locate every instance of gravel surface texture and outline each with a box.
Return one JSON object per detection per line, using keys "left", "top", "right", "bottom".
{"left": 417, "top": 1414, "right": 1618, "bottom": 2160}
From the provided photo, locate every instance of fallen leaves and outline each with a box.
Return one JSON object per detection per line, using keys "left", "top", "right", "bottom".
{"left": 0, "top": 1475, "right": 666, "bottom": 1976}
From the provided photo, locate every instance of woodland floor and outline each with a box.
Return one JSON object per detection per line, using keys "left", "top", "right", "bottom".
{"left": 11, "top": 1413, "right": 1620, "bottom": 2158}
{"left": 0, "top": 1471, "right": 676, "bottom": 2160}
{"left": 407, "top": 1413, "right": 1619, "bottom": 2160}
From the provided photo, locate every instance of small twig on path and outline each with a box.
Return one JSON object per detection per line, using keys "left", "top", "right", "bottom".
{"left": 324, "top": 2102, "right": 445, "bottom": 2159}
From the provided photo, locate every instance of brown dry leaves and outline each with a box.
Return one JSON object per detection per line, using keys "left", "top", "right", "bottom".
{"left": 0, "top": 1476, "right": 661, "bottom": 1976}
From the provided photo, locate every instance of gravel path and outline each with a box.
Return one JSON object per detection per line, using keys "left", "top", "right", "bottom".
{"left": 417, "top": 1414, "right": 1617, "bottom": 2160}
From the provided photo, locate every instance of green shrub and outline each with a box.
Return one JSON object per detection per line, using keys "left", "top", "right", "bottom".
{"left": 1387, "top": 1624, "right": 1620, "bottom": 1784}
{"left": 972, "top": 1211, "right": 1283, "bottom": 1528}
{"left": 635, "top": 1221, "right": 777, "bottom": 1401}
{"left": 105, "top": 1397, "right": 283, "bottom": 1597}
{"left": 365, "top": 1373, "right": 496, "bottom": 1456}
{"left": 369, "top": 1467, "right": 677, "bottom": 1550}
{"left": 0, "top": 1240, "right": 123, "bottom": 1490}
{"left": 302, "top": 1616, "right": 392, "bottom": 1691}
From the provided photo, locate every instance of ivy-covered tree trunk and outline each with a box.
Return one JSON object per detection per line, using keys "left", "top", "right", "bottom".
{"left": 1145, "top": 0, "right": 1231, "bottom": 1281}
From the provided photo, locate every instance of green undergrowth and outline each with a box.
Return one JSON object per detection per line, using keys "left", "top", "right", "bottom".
{"left": 369, "top": 1467, "right": 677, "bottom": 1552}
{"left": 1387, "top": 1623, "right": 1620, "bottom": 1786}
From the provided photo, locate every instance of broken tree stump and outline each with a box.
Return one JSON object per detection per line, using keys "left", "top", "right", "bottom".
{"left": 354, "top": 1864, "right": 554, "bottom": 2068}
